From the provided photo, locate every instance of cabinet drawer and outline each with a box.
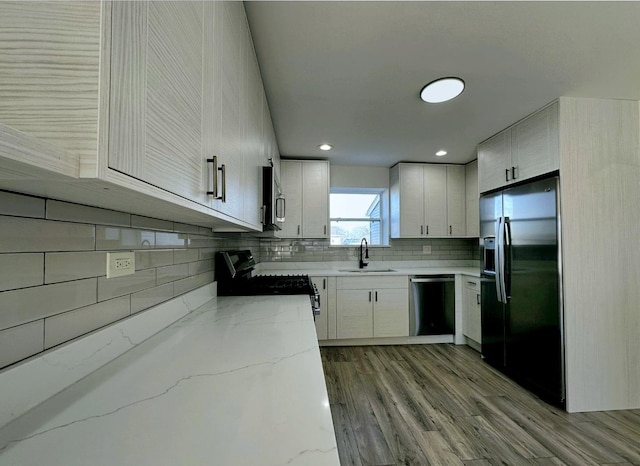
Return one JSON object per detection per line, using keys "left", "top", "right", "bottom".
{"left": 337, "top": 275, "right": 407, "bottom": 290}
{"left": 463, "top": 276, "right": 480, "bottom": 292}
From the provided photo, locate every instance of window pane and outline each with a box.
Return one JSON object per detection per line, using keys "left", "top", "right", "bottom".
{"left": 330, "top": 193, "right": 380, "bottom": 219}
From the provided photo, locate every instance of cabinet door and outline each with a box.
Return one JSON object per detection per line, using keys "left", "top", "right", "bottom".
{"left": 109, "top": 2, "right": 205, "bottom": 205}
{"left": 202, "top": 1, "right": 222, "bottom": 209}
{"left": 478, "top": 129, "right": 511, "bottom": 194}
{"left": 310, "top": 276, "right": 328, "bottom": 340}
{"left": 212, "top": 1, "right": 245, "bottom": 219}
{"left": 511, "top": 101, "right": 559, "bottom": 183}
{"left": 241, "top": 9, "right": 264, "bottom": 229}
{"left": 279, "top": 161, "right": 302, "bottom": 238}
{"left": 302, "top": 161, "right": 329, "bottom": 238}
{"left": 398, "top": 164, "right": 425, "bottom": 237}
{"left": 424, "top": 165, "right": 447, "bottom": 236}
{"left": 463, "top": 279, "right": 481, "bottom": 343}
{"left": 373, "top": 288, "right": 409, "bottom": 337}
{"left": 446, "top": 165, "right": 466, "bottom": 236}
{"left": 337, "top": 289, "right": 373, "bottom": 339}
{"left": 465, "top": 160, "right": 479, "bottom": 237}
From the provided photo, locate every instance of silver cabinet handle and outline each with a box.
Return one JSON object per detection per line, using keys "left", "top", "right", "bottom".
{"left": 275, "top": 197, "right": 285, "bottom": 222}
{"left": 467, "top": 281, "right": 477, "bottom": 286}
{"left": 260, "top": 206, "right": 266, "bottom": 225}
{"left": 512, "top": 166, "right": 517, "bottom": 180}
{"left": 206, "top": 156, "right": 218, "bottom": 197}
{"left": 505, "top": 168, "right": 510, "bottom": 182}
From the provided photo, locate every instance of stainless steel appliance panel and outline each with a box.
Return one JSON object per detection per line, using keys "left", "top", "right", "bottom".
{"left": 409, "top": 276, "right": 455, "bottom": 336}
{"left": 502, "top": 177, "right": 563, "bottom": 402}
{"left": 479, "top": 174, "right": 564, "bottom": 407}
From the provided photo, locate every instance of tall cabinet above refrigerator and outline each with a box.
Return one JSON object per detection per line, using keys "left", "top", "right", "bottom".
{"left": 480, "top": 174, "right": 564, "bottom": 407}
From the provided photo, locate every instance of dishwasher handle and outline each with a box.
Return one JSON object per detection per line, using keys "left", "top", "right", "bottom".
{"left": 410, "top": 277, "right": 455, "bottom": 283}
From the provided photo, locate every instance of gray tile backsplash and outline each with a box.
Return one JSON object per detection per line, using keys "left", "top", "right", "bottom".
{"left": 47, "top": 200, "right": 131, "bottom": 227}
{"left": 0, "top": 191, "right": 45, "bottom": 218}
{"left": 0, "top": 188, "right": 476, "bottom": 371}
{"left": 0, "top": 320, "right": 44, "bottom": 369}
{"left": 44, "top": 296, "right": 131, "bottom": 349}
{"left": 0, "top": 217, "right": 95, "bottom": 253}
{"left": 258, "top": 237, "right": 478, "bottom": 264}
{"left": 0, "top": 190, "right": 249, "bottom": 371}
{"left": 0, "top": 253, "right": 43, "bottom": 291}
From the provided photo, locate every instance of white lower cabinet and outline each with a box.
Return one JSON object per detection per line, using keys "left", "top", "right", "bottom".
{"left": 310, "top": 276, "right": 329, "bottom": 340}
{"left": 336, "top": 276, "right": 409, "bottom": 339}
{"left": 462, "top": 276, "right": 481, "bottom": 345}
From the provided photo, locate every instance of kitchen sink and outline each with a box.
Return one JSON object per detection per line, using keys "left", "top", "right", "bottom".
{"left": 339, "top": 268, "right": 396, "bottom": 273}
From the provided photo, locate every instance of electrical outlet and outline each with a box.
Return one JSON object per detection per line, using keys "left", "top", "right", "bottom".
{"left": 422, "top": 245, "right": 432, "bottom": 254}
{"left": 106, "top": 252, "right": 135, "bottom": 278}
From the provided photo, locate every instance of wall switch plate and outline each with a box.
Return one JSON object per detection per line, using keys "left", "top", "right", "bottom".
{"left": 422, "top": 245, "right": 432, "bottom": 254}
{"left": 106, "top": 252, "right": 135, "bottom": 279}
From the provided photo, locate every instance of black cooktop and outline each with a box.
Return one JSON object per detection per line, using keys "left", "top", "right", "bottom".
{"left": 215, "top": 251, "right": 315, "bottom": 297}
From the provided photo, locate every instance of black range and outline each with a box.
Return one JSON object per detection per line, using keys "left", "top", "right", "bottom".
{"left": 215, "top": 250, "right": 320, "bottom": 316}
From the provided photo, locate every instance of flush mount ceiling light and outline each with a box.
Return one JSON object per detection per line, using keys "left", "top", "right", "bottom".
{"left": 318, "top": 144, "right": 333, "bottom": 151}
{"left": 435, "top": 150, "right": 447, "bottom": 157}
{"left": 420, "top": 77, "right": 465, "bottom": 103}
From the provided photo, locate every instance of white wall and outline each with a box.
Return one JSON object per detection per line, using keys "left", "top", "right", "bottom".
{"left": 330, "top": 165, "right": 389, "bottom": 189}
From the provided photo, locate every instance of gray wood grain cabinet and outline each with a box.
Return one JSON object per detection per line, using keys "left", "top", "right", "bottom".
{"left": 390, "top": 163, "right": 466, "bottom": 238}
{"left": 478, "top": 101, "right": 559, "bottom": 194}
{"left": 279, "top": 160, "right": 330, "bottom": 239}
{"left": 0, "top": 1, "right": 275, "bottom": 231}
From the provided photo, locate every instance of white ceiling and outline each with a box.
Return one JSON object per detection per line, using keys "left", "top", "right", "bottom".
{"left": 244, "top": 1, "right": 640, "bottom": 167}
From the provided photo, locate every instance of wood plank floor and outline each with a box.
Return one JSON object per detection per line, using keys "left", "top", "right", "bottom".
{"left": 320, "top": 344, "right": 640, "bottom": 466}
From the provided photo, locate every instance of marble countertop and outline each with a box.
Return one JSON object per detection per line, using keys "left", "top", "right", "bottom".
{"left": 0, "top": 295, "right": 339, "bottom": 466}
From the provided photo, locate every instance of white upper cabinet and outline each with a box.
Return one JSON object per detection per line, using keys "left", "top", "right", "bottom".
{"left": 0, "top": 2, "right": 101, "bottom": 180}
{"left": 279, "top": 160, "right": 329, "bottom": 239}
{"left": 0, "top": 1, "right": 276, "bottom": 231}
{"left": 279, "top": 161, "right": 303, "bottom": 238}
{"left": 446, "top": 165, "right": 466, "bottom": 236}
{"left": 478, "top": 101, "right": 559, "bottom": 193}
{"left": 390, "top": 163, "right": 466, "bottom": 238}
{"left": 109, "top": 2, "right": 205, "bottom": 205}
{"left": 465, "top": 160, "right": 479, "bottom": 237}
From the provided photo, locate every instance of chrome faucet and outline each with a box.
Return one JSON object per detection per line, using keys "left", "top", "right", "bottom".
{"left": 359, "top": 238, "right": 369, "bottom": 269}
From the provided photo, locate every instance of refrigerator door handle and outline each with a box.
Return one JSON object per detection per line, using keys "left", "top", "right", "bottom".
{"left": 496, "top": 217, "right": 508, "bottom": 304}
{"left": 504, "top": 217, "right": 512, "bottom": 300}
{"left": 495, "top": 217, "right": 504, "bottom": 303}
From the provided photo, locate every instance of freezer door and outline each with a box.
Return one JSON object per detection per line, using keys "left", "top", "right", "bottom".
{"left": 481, "top": 274, "right": 505, "bottom": 368}
{"left": 502, "top": 176, "right": 564, "bottom": 404}
{"left": 480, "top": 191, "right": 505, "bottom": 368}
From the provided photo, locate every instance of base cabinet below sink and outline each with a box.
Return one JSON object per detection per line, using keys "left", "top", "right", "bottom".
{"left": 336, "top": 276, "right": 409, "bottom": 339}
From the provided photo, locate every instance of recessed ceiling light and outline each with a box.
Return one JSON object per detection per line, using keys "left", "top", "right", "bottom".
{"left": 420, "top": 77, "right": 465, "bottom": 103}
{"left": 318, "top": 144, "right": 332, "bottom": 151}
{"left": 435, "top": 150, "right": 447, "bottom": 157}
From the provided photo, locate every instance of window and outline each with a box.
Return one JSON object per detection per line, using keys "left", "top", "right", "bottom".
{"left": 330, "top": 191, "right": 388, "bottom": 245}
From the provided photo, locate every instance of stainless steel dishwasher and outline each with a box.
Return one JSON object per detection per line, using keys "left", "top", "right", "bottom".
{"left": 409, "top": 275, "right": 455, "bottom": 336}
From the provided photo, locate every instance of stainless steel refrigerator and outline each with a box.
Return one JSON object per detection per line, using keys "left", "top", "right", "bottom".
{"left": 480, "top": 175, "right": 565, "bottom": 407}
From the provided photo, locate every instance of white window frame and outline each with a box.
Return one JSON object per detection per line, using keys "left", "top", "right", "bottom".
{"left": 329, "top": 188, "right": 390, "bottom": 246}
